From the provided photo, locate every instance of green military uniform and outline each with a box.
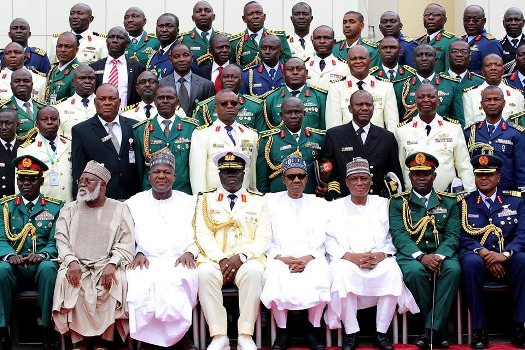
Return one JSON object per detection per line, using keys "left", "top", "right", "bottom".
{"left": 257, "top": 126, "right": 325, "bottom": 194}
{"left": 46, "top": 58, "right": 80, "bottom": 104}
{"left": 229, "top": 28, "right": 292, "bottom": 68}
{"left": 133, "top": 111, "right": 199, "bottom": 194}
{"left": 179, "top": 28, "right": 229, "bottom": 66}
{"left": 193, "top": 94, "right": 265, "bottom": 131}
{"left": 416, "top": 29, "right": 459, "bottom": 73}
{"left": 0, "top": 96, "right": 46, "bottom": 142}
{"left": 125, "top": 31, "right": 160, "bottom": 66}
{"left": 263, "top": 84, "right": 327, "bottom": 130}
{"left": 394, "top": 73, "right": 465, "bottom": 127}
{"left": 457, "top": 71, "right": 485, "bottom": 91}
{"left": 332, "top": 38, "right": 380, "bottom": 67}
{"left": 369, "top": 65, "right": 416, "bottom": 84}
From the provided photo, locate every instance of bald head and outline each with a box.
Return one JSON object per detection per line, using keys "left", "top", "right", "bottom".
{"left": 72, "top": 65, "right": 96, "bottom": 97}
{"left": 8, "top": 18, "right": 31, "bottom": 47}
{"left": 260, "top": 34, "right": 283, "bottom": 67}
{"left": 11, "top": 69, "right": 33, "bottom": 101}
{"left": 69, "top": 3, "right": 94, "bottom": 33}
{"left": 3, "top": 42, "right": 25, "bottom": 70}
{"left": 482, "top": 54, "right": 505, "bottom": 85}
{"left": 281, "top": 96, "right": 305, "bottom": 132}
{"left": 347, "top": 46, "right": 371, "bottom": 79}
{"left": 136, "top": 70, "right": 159, "bottom": 103}
{"left": 503, "top": 7, "right": 524, "bottom": 37}
{"left": 124, "top": 7, "right": 146, "bottom": 37}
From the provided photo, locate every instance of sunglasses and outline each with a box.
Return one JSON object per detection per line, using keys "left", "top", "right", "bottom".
{"left": 285, "top": 173, "right": 307, "bottom": 180}
{"left": 219, "top": 100, "right": 239, "bottom": 107}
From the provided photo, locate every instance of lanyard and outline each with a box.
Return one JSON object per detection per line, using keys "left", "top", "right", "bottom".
{"left": 42, "top": 138, "right": 58, "bottom": 165}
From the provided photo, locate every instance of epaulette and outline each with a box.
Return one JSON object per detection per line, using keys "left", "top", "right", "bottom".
{"left": 463, "top": 85, "right": 478, "bottom": 93}
{"left": 444, "top": 117, "right": 460, "bottom": 124}
{"left": 229, "top": 31, "right": 245, "bottom": 41}
{"left": 362, "top": 38, "right": 379, "bottom": 48}
{"left": 305, "top": 127, "right": 326, "bottom": 135}
{"left": 439, "top": 72, "right": 460, "bottom": 82}
{"left": 463, "top": 122, "right": 477, "bottom": 131}
{"left": 0, "top": 194, "right": 16, "bottom": 205}
{"left": 180, "top": 116, "right": 200, "bottom": 126}
{"left": 403, "top": 65, "right": 417, "bottom": 74}
{"left": 483, "top": 32, "right": 496, "bottom": 40}
{"left": 44, "top": 196, "right": 64, "bottom": 205}
{"left": 330, "top": 76, "right": 346, "bottom": 83}
{"left": 242, "top": 124, "right": 258, "bottom": 133}
{"left": 259, "top": 88, "right": 277, "bottom": 99}
{"left": 243, "top": 94, "right": 263, "bottom": 104}
{"left": 442, "top": 31, "right": 456, "bottom": 38}
{"left": 502, "top": 190, "right": 522, "bottom": 198}
{"left": 369, "top": 66, "right": 380, "bottom": 74}
{"left": 177, "top": 30, "right": 191, "bottom": 40}
{"left": 456, "top": 191, "right": 473, "bottom": 202}
{"left": 259, "top": 128, "right": 280, "bottom": 138}
{"left": 132, "top": 119, "right": 148, "bottom": 129}
{"left": 416, "top": 34, "right": 426, "bottom": 42}
{"left": 397, "top": 119, "right": 410, "bottom": 128}
{"left": 198, "top": 96, "right": 215, "bottom": 106}
{"left": 507, "top": 84, "right": 524, "bottom": 94}
{"left": 32, "top": 97, "right": 47, "bottom": 106}
{"left": 402, "top": 36, "right": 414, "bottom": 42}
{"left": 392, "top": 190, "right": 410, "bottom": 198}
{"left": 20, "top": 139, "right": 34, "bottom": 148}
{"left": 509, "top": 110, "right": 525, "bottom": 123}
{"left": 471, "top": 72, "right": 485, "bottom": 79}
{"left": 266, "top": 29, "right": 285, "bottom": 36}
{"left": 247, "top": 188, "right": 263, "bottom": 196}
{"left": 436, "top": 190, "right": 456, "bottom": 198}
{"left": 34, "top": 48, "right": 46, "bottom": 56}
{"left": 52, "top": 32, "right": 64, "bottom": 38}
{"left": 122, "top": 102, "right": 139, "bottom": 112}
{"left": 0, "top": 99, "right": 10, "bottom": 108}
{"left": 71, "top": 64, "right": 79, "bottom": 70}
{"left": 52, "top": 97, "right": 67, "bottom": 106}
{"left": 196, "top": 124, "right": 210, "bottom": 130}
{"left": 147, "top": 32, "right": 157, "bottom": 38}
{"left": 93, "top": 32, "right": 107, "bottom": 38}
{"left": 307, "top": 84, "right": 328, "bottom": 94}
{"left": 510, "top": 121, "right": 525, "bottom": 132}
{"left": 60, "top": 134, "right": 72, "bottom": 141}
{"left": 29, "top": 67, "right": 46, "bottom": 77}
{"left": 198, "top": 188, "right": 217, "bottom": 195}
{"left": 336, "top": 57, "right": 347, "bottom": 64}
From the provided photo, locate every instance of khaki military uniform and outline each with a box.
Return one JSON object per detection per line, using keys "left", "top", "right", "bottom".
{"left": 49, "top": 31, "right": 107, "bottom": 65}
{"left": 54, "top": 93, "right": 96, "bottom": 139}
{"left": 122, "top": 101, "right": 158, "bottom": 122}
{"left": 305, "top": 55, "right": 349, "bottom": 91}
{"left": 0, "top": 67, "right": 47, "bottom": 101}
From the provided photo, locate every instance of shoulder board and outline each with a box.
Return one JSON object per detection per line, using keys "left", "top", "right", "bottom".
{"left": 439, "top": 73, "right": 460, "bottom": 82}
{"left": 305, "top": 127, "right": 326, "bottom": 135}
{"left": 436, "top": 190, "right": 456, "bottom": 198}
{"left": 60, "top": 134, "right": 72, "bottom": 141}
{"left": 397, "top": 119, "right": 410, "bottom": 128}
{"left": 122, "top": 102, "right": 139, "bottom": 112}
{"left": 471, "top": 72, "right": 485, "bottom": 79}
{"left": 180, "top": 116, "right": 199, "bottom": 126}
{"left": 507, "top": 84, "right": 524, "bottom": 94}
{"left": 483, "top": 32, "right": 496, "bottom": 40}
{"left": 34, "top": 48, "right": 46, "bottom": 56}
{"left": 402, "top": 65, "right": 416, "bottom": 74}
{"left": 0, "top": 99, "right": 10, "bottom": 108}
{"left": 502, "top": 190, "right": 522, "bottom": 198}
{"left": 463, "top": 122, "right": 477, "bottom": 131}
{"left": 392, "top": 190, "right": 410, "bottom": 199}
{"left": 456, "top": 191, "right": 473, "bottom": 202}
{"left": 362, "top": 38, "right": 379, "bottom": 48}
{"left": 376, "top": 76, "right": 390, "bottom": 83}
{"left": 402, "top": 36, "right": 414, "bottom": 42}
{"left": 178, "top": 30, "right": 191, "bottom": 38}
{"left": 20, "top": 139, "right": 34, "bottom": 148}
{"left": 29, "top": 67, "right": 46, "bottom": 77}
{"left": 259, "top": 88, "right": 277, "bottom": 99}
{"left": 32, "top": 97, "right": 47, "bottom": 105}
{"left": 243, "top": 94, "right": 263, "bottom": 104}
{"left": 0, "top": 194, "right": 16, "bottom": 205}
{"left": 330, "top": 76, "right": 346, "bottom": 83}
{"left": 336, "top": 57, "right": 347, "bottom": 64}
{"left": 52, "top": 97, "right": 67, "bottom": 106}
{"left": 147, "top": 32, "right": 157, "bottom": 38}
{"left": 307, "top": 84, "right": 328, "bottom": 94}
{"left": 267, "top": 29, "right": 285, "bottom": 36}
{"left": 463, "top": 85, "right": 478, "bottom": 93}
{"left": 44, "top": 196, "right": 64, "bottom": 205}
{"left": 259, "top": 128, "right": 280, "bottom": 137}
{"left": 229, "top": 31, "right": 245, "bottom": 41}
{"left": 242, "top": 124, "right": 258, "bottom": 133}
{"left": 196, "top": 124, "right": 210, "bottom": 130}
{"left": 442, "top": 31, "right": 456, "bottom": 38}
{"left": 92, "top": 32, "right": 107, "bottom": 38}
{"left": 443, "top": 117, "right": 460, "bottom": 124}
{"left": 510, "top": 121, "right": 525, "bottom": 132}
{"left": 52, "top": 32, "right": 64, "bottom": 38}
{"left": 198, "top": 188, "right": 217, "bottom": 195}
{"left": 247, "top": 188, "right": 263, "bottom": 196}
{"left": 509, "top": 110, "right": 525, "bottom": 122}
{"left": 132, "top": 119, "right": 148, "bottom": 129}
{"left": 369, "top": 66, "right": 380, "bottom": 74}
{"left": 198, "top": 96, "right": 215, "bottom": 106}
{"left": 416, "top": 34, "right": 426, "bottom": 42}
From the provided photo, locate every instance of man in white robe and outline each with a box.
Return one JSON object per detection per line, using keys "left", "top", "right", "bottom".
{"left": 325, "top": 157, "right": 418, "bottom": 350}
{"left": 125, "top": 150, "right": 199, "bottom": 349}
{"left": 261, "top": 155, "right": 330, "bottom": 350}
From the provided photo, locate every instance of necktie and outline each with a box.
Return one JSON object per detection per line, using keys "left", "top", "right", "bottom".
{"left": 178, "top": 77, "right": 190, "bottom": 114}
{"left": 201, "top": 31, "right": 209, "bottom": 47}
{"left": 108, "top": 59, "right": 119, "bottom": 88}
{"left": 356, "top": 127, "right": 365, "bottom": 146}
{"left": 299, "top": 38, "right": 306, "bottom": 49}
{"left": 228, "top": 194, "right": 237, "bottom": 210}
{"left": 144, "top": 105, "right": 153, "bottom": 118}
{"left": 291, "top": 90, "right": 300, "bottom": 96}
{"left": 75, "top": 34, "right": 82, "bottom": 46}
{"left": 487, "top": 124, "right": 495, "bottom": 137}
{"left": 357, "top": 81, "right": 365, "bottom": 90}
{"left": 26, "top": 202, "right": 34, "bottom": 214}
{"left": 105, "top": 122, "right": 120, "bottom": 153}
{"left": 456, "top": 75, "right": 462, "bottom": 79}
{"left": 511, "top": 38, "right": 519, "bottom": 48}
{"left": 23, "top": 102, "right": 33, "bottom": 119}
{"left": 159, "top": 48, "right": 165, "bottom": 57}
{"left": 422, "top": 197, "right": 428, "bottom": 208}
{"left": 388, "top": 69, "right": 395, "bottom": 81}
{"left": 426, "top": 36, "right": 431, "bottom": 43}
{"left": 5, "top": 143, "right": 11, "bottom": 152}
{"left": 162, "top": 119, "right": 171, "bottom": 138}
{"left": 215, "top": 66, "right": 223, "bottom": 93}
{"left": 319, "top": 59, "right": 326, "bottom": 72}
{"left": 292, "top": 133, "right": 299, "bottom": 142}
{"left": 269, "top": 68, "right": 276, "bottom": 80}
{"left": 425, "top": 125, "right": 431, "bottom": 136}
{"left": 49, "top": 140, "right": 56, "bottom": 152}
{"left": 81, "top": 98, "right": 89, "bottom": 108}
{"left": 131, "top": 38, "right": 138, "bottom": 47}
{"left": 250, "top": 33, "right": 258, "bottom": 47}
{"left": 485, "top": 197, "right": 493, "bottom": 210}
{"left": 422, "top": 78, "right": 430, "bottom": 84}
{"left": 225, "top": 125, "right": 236, "bottom": 145}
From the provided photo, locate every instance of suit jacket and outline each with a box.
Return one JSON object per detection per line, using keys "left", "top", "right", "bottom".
{"left": 71, "top": 115, "right": 140, "bottom": 200}
{"left": 0, "top": 140, "right": 19, "bottom": 198}
{"left": 89, "top": 57, "right": 146, "bottom": 107}
{"left": 197, "top": 63, "right": 213, "bottom": 81}
{"left": 321, "top": 122, "right": 403, "bottom": 199}
{"left": 159, "top": 72, "right": 215, "bottom": 117}
{"left": 501, "top": 34, "right": 525, "bottom": 72}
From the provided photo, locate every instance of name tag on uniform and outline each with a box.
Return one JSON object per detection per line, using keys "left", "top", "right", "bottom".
{"left": 407, "top": 140, "right": 418, "bottom": 145}
{"left": 468, "top": 214, "right": 480, "bottom": 218}
{"left": 428, "top": 207, "right": 447, "bottom": 214}
{"left": 94, "top": 70, "right": 104, "bottom": 74}
{"left": 280, "top": 145, "right": 292, "bottom": 150}
{"left": 49, "top": 171, "right": 59, "bottom": 186}
{"left": 20, "top": 119, "right": 29, "bottom": 123}
{"left": 496, "top": 139, "right": 513, "bottom": 145}
{"left": 212, "top": 143, "right": 225, "bottom": 148}
{"left": 341, "top": 147, "right": 353, "bottom": 152}
{"left": 242, "top": 51, "right": 251, "bottom": 56}
{"left": 0, "top": 163, "right": 4, "bottom": 167}
{"left": 190, "top": 47, "right": 200, "bottom": 51}
{"left": 253, "top": 83, "right": 262, "bottom": 88}
{"left": 150, "top": 140, "right": 162, "bottom": 145}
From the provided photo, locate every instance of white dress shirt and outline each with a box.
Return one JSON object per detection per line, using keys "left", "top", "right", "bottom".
{"left": 211, "top": 61, "right": 230, "bottom": 84}
{"left": 351, "top": 120, "right": 371, "bottom": 144}
{"left": 98, "top": 115, "right": 122, "bottom": 145}
{"left": 156, "top": 115, "right": 176, "bottom": 132}
{"left": 102, "top": 54, "right": 128, "bottom": 107}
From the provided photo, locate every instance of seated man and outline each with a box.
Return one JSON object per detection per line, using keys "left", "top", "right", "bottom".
{"left": 262, "top": 155, "right": 330, "bottom": 350}
{"left": 325, "top": 157, "right": 417, "bottom": 350}
{"left": 0, "top": 155, "right": 64, "bottom": 350}
{"left": 52, "top": 161, "right": 135, "bottom": 349}
{"left": 126, "top": 150, "right": 198, "bottom": 349}
{"left": 458, "top": 154, "right": 525, "bottom": 349}
{"left": 194, "top": 151, "right": 271, "bottom": 350}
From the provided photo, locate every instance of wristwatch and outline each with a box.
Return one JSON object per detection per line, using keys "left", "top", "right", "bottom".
{"left": 415, "top": 253, "right": 425, "bottom": 262}
{"left": 239, "top": 253, "right": 248, "bottom": 263}
{"left": 503, "top": 251, "right": 511, "bottom": 259}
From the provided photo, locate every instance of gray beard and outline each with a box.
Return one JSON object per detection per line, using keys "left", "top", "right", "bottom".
{"left": 78, "top": 182, "right": 101, "bottom": 202}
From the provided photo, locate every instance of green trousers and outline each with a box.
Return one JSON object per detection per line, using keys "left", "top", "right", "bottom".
{"left": 0, "top": 260, "right": 57, "bottom": 327}
{"left": 397, "top": 255, "right": 461, "bottom": 331}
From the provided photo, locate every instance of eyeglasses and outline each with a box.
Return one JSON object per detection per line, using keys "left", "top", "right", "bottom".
{"left": 285, "top": 173, "right": 307, "bottom": 180}
{"left": 449, "top": 49, "right": 470, "bottom": 55}
{"left": 76, "top": 178, "right": 99, "bottom": 185}
{"left": 463, "top": 17, "right": 484, "bottom": 23}
{"left": 423, "top": 12, "right": 444, "bottom": 18}
{"left": 219, "top": 100, "right": 239, "bottom": 107}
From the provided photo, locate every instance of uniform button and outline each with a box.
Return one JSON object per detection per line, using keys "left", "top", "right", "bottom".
{"left": 370, "top": 189, "right": 374, "bottom": 193}
{"left": 61, "top": 186, "right": 65, "bottom": 190}
{"left": 120, "top": 173, "right": 123, "bottom": 177}
{"left": 59, "top": 172, "right": 63, "bottom": 175}
{"left": 28, "top": 249, "right": 31, "bottom": 252}
{"left": 488, "top": 141, "right": 492, "bottom": 144}
{"left": 118, "top": 157, "right": 121, "bottom": 160}
{"left": 1, "top": 176, "right": 4, "bottom": 180}
{"left": 1, "top": 185, "right": 5, "bottom": 189}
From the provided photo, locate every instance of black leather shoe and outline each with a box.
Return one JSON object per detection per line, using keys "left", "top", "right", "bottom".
{"left": 272, "top": 327, "right": 289, "bottom": 350}
{"left": 433, "top": 331, "right": 450, "bottom": 349}
{"left": 342, "top": 333, "right": 358, "bottom": 350}
{"left": 306, "top": 327, "right": 325, "bottom": 350}
{"left": 512, "top": 324, "right": 525, "bottom": 349}
{"left": 0, "top": 328, "right": 11, "bottom": 350}
{"left": 372, "top": 332, "right": 394, "bottom": 350}
{"left": 470, "top": 328, "right": 488, "bottom": 349}
{"left": 413, "top": 328, "right": 430, "bottom": 349}
{"left": 42, "top": 326, "right": 57, "bottom": 350}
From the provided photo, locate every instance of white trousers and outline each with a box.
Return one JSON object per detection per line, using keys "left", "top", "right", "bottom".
{"left": 341, "top": 294, "right": 397, "bottom": 334}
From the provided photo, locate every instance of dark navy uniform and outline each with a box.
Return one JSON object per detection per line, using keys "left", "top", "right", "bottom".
{"left": 501, "top": 34, "right": 525, "bottom": 73}
{"left": 463, "top": 30, "right": 504, "bottom": 74}
{"left": 464, "top": 119, "right": 525, "bottom": 191}
{"left": 504, "top": 71, "right": 525, "bottom": 98}
{"left": 145, "top": 40, "right": 199, "bottom": 79}
{"left": 240, "top": 63, "right": 285, "bottom": 97}
{"left": 396, "top": 33, "right": 417, "bottom": 68}
{"left": 0, "top": 47, "right": 51, "bottom": 75}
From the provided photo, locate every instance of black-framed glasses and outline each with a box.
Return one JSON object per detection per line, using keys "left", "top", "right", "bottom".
{"left": 219, "top": 101, "right": 239, "bottom": 107}
{"left": 285, "top": 173, "right": 307, "bottom": 180}
{"left": 463, "top": 17, "right": 484, "bottom": 23}
{"left": 449, "top": 49, "right": 470, "bottom": 55}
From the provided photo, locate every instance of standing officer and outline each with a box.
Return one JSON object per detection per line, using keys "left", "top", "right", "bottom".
{"left": 0, "top": 155, "right": 64, "bottom": 350}
{"left": 447, "top": 40, "right": 485, "bottom": 91}
{"left": 240, "top": 35, "right": 286, "bottom": 97}
{"left": 123, "top": 7, "right": 160, "bottom": 66}
{"left": 370, "top": 36, "right": 416, "bottom": 84}
{"left": 462, "top": 5, "right": 503, "bottom": 75}
{"left": 229, "top": 1, "right": 291, "bottom": 68}
{"left": 501, "top": 8, "right": 525, "bottom": 73}
{"left": 288, "top": 2, "right": 315, "bottom": 61}
{"left": 133, "top": 85, "right": 198, "bottom": 194}
{"left": 0, "top": 18, "right": 51, "bottom": 74}
{"left": 263, "top": 57, "right": 327, "bottom": 130}
{"left": 504, "top": 45, "right": 525, "bottom": 98}
{"left": 464, "top": 86, "right": 525, "bottom": 192}
{"left": 458, "top": 155, "right": 525, "bottom": 349}
{"left": 389, "top": 152, "right": 461, "bottom": 349}
{"left": 416, "top": 3, "right": 459, "bottom": 73}
{"left": 49, "top": 3, "right": 107, "bottom": 65}
{"left": 257, "top": 96, "right": 324, "bottom": 194}
{"left": 194, "top": 64, "right": 264, "bottom": 131}
{"left": 122, "top": 70, "right": 159, "bottom": 121}
{"left": 0, "top": 109, "right": 19, "bottom": 198}
{"left": 378, "top": 11, "right": 417, "bottom": 68}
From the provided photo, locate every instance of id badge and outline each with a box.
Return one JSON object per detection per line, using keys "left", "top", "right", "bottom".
{"left": 129, "top": 149, "right": 136, "bottom": 164}
{"left": 49, "top": 94, "right": 57, "bottom": 105}
{"left": 49, "top": 171, "right": 59, "bottom": 186}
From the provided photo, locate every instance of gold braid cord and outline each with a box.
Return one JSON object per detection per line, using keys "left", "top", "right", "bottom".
{"left": 202, "top": 103, "right": 212, "bottom": 126}
{"left": 236, "top": 38, "right": 261, "bottom": 68}
{"left": 467, "top": 125, "right": 494, "bottom": 156}
{"left": 3, "top": 203, "right": 36, "bottom": 254}
{"left": 401, "top": 197, "right": 440, "bottom": 246}
{"left": 401, "top": 79, "right": 417, "bottom": 121}
{"left": 264, "top": 136, "right": 303, "bottom": 179}
{"left": 143, "top": 119, "right": 170, "bottom": 166}
{"left": 16, "top": 127, "right": 38, "bottom": 145}
{"left": 460, "top": 200, "right": 504, "bottom": 252}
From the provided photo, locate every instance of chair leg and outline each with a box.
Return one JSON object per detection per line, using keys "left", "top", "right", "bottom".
{"left": 127, "top": 335, "right": 134, "bottom": 350}
{"left": 270, "top": 309, "right": 276, "bottom": 345}
{"left": 256, "top": 309, "right": 262, "bottom": 349}
{"left": 392, "top": 310, "right": 399, "bottom": 344}
{"left": 467, "top": 309, "right": 472, "bottom": 345}
{"left": 402, "top": 312, "right": 408, "bottom": 344}
{"left": 337, "top": 329, "right": 342, "bottom": 347}
{"left": 200, "top": 307, "right": 206, "bottom": 350}
{"left": 325, "top": 325, "right": 332, "bottom": 347}
{"left": 457, "top": 289, "right": 462, "bottom": 345}
{"left": 60, "top": 334, "right": 66, "bottom": 350}
{"left": 193, "top": 307, "right": 199, "bottom": 350}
